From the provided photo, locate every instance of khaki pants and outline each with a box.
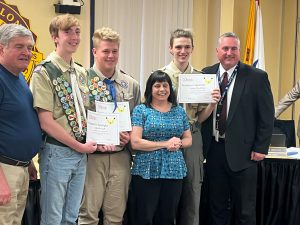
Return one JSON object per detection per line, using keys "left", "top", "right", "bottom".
{"left": 0, "top": 163, "right": 29, "bottom": 225}
{"left": 177, "top": 122, "right": 204, "bottom": 225}
{"left": 78, "top": 150, "right": 131, "bottom": 225}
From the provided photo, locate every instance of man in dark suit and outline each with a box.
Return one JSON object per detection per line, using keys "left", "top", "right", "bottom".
{"left": 201, "top": 32, "right": 274, "bottom": 225}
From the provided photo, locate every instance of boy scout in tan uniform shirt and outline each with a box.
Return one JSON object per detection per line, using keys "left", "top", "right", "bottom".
{"left": 88, "top": 65, "right": 140, "bottom": 117}
{"left": 31, "top": 51, "right": 90, "bottom": 138}
{"left": 87, "top": 65, "right": 141, "bottom": 151}
{"left": 79, "top": 65, "right": 140, "bottom": 225}
{"left": 79, "top": 27, "right": 141, "bottom": 225}
{"left": 161, "top": 60, "right": 206, "bottom": 225}
{"left": 30, "top": 14, "right": 97, "bottom": 225}
{"left": 162, "top": 60, "right": 205, "bottom": 124}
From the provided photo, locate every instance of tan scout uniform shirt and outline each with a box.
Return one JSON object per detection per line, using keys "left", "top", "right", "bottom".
{"left": 90, "top": 65, "right": 141, "bottom": 151}
{"left": 161, "top": 61, "right": 206, "bottom": 124}
{"left": 91, "top": 65, "right": 141, "bottom": 112}
{"left": 30, "top": 51, "right": 90, "bottom": 138}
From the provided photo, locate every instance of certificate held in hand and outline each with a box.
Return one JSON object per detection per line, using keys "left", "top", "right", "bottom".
{"left": 178, "top": 74, "right": 217, "bottom": 103}
{"left": 86, "top": 110, "right": 120, "bottom": 145}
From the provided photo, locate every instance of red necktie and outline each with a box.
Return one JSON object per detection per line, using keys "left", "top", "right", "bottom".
{"left": 219, "top": 72, "right": 228, "bottom": 135}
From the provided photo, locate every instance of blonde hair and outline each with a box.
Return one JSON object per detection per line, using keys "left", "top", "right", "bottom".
{"left": 92, "top": 27, "right": 120, "bottom": 48}
{"left": 49, "top": 14, "right": 80, "bottom": 37}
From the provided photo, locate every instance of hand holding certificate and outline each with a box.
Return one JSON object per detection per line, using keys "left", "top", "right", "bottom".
{"left": 86, "top": 110, "right": 120, "bottom": 145}
{"left": 178, "top": 74, "right": 217, "bottom": 103}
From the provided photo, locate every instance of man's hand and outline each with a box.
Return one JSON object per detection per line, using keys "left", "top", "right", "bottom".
{"left": 211, "top": 88, "right": 221, "bottom": 105}
{"left": 251, "top": 151, "right": 266, "bottom": 161}
{"left": 77, "top": 141, "right": 97, "bottom": 154}
{"left": 28, "top": 161, "right": 37, "bottom": 180}
{"left": 120, "top": 132, "right": 130, "bottom": 147}
{"left": 0, "top": 167, "right": 11, "bottom": 205}
{"left": 97, "top": 144, "right": 116, "bottom": 152}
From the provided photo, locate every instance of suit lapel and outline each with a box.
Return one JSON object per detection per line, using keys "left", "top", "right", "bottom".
{"left": 227, "top": 64, "right": 246, "bottom": 126}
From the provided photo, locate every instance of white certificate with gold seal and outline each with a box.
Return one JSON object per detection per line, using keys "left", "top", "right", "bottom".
{"left": 178, "top": 74, "right": 217, "bottom": 103}
{"left": 86, "top": 110, "right": 120, "bottom": 145}
{"left": 95, "top": 101, "right": 132, "bottom": 132}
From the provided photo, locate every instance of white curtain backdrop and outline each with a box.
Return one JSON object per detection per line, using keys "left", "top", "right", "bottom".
{"left": 94, "top": 0, "right": 193, "bottom": 92}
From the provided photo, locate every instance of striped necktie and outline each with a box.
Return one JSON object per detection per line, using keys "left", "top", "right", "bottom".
{"left": 218, "top": 72, "right": 228, "bottom": 135}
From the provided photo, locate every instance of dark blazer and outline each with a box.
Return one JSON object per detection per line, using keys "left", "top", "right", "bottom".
{"left": 201, "top": 62, "right": 274, "bottom": 171}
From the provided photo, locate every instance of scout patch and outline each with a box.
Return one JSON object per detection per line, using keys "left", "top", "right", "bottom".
{"left": 120, "top": 80, "right": 128, "bottom": 89}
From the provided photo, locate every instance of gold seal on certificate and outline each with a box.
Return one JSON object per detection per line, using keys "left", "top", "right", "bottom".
{"left": 95, "top": 101, "right": 132, "bottom": 132}
{"left": 86, "top": 110, "right": 120, "bottom": 145}
{"left": 178, "top": 74, "right": 217, "bottom": 103}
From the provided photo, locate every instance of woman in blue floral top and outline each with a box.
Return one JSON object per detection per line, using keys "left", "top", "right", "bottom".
{"left": 130, "top": 70, "right": 192, "bottom": 225}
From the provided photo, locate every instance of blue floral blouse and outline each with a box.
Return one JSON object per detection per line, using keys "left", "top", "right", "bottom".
{"left": 131, "top": 104, "right": 190, "bottom": 179}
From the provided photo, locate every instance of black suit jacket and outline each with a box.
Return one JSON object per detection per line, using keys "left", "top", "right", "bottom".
{"left": 201, "top": 62, "right": 274, "bottom": 171}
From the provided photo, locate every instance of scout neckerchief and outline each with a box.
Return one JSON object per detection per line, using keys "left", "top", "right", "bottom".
{"left": 215, "top": 65, "right": 238, "bottom": 134}
{"left": 70, "top": 67, "right": 87, "bottom": 132}
{"left": 43, "top": 61, "right": 87, "bottom": 142}
{"left": 103, "top": 78, "right": 117, "bottom": 112}
{"left": 88, "top": 68, "right": 117, "bottom": 111}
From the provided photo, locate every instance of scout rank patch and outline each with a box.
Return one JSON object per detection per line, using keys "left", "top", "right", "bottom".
{"left": 120, "top": 80, "right": 128, "bottom": 89}
{"left": 52, "top": 75, "right": 87, "bottom": 142}
{"left": 88, "top": 76, "right": 113, "bottom": 102}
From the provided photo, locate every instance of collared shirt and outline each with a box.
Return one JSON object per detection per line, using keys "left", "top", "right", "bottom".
{"left": 90, "top": 65, "right": 141, "bottom": 151}
{"left": 30, "top": 51, "right": 90, "bottom": 137}
{"left": 213, "top": 64, "right": 238, "bottom": 138}
{"left": 91, "top": 65, "right": 141, "bottom": 113}
{"left": 161, "top": 61, "right": 206, "bottom": 124}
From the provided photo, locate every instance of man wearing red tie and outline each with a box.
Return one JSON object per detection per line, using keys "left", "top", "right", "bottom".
{"left": 201, "top": 32, "right": 274, "bottom": 225}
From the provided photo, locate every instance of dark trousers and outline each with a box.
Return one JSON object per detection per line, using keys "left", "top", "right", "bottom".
{"left": 206, "top": 139, "right": 257, "bottom": 225}
{"left": 130, "top": 175, "right": 182, "bottom": 225}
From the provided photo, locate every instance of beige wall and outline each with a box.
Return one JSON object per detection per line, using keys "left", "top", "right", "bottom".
{"left": 193, "top": 0, "right": 299, "bottom": 141}
{"left": 7, "top": 0, "right": 91, "bottom": 68}
{"left": 4, "top": 0, "right": 300, "bottom": 139}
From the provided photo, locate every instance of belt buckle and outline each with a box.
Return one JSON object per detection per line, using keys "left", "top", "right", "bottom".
{"left": 16, "top": 160, "right": 30, "bottom": 167}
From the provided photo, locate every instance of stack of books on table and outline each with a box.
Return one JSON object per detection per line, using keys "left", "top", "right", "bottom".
{"left": 267, "top": 147, "right": 288, "bottom": 158}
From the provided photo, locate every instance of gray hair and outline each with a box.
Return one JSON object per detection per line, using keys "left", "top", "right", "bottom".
{"left": 0, "top": 23, "right": 34, "bottom": 46}
{"left": 218, "top": 32, "right": 240, "bottom": 47}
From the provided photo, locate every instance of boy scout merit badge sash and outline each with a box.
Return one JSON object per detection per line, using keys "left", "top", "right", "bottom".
{"left": 41, "top": 61, "right": 87, "bottom": 142}
{"left": 88, "top": 68, "right": 115, "bottom": 106}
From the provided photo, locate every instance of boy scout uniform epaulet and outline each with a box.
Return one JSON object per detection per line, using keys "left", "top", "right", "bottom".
{"left": 120, "top": 69, "right": 127, "bottom": 75}
{"left": 120, "top": 69, "right": 136, "bottom": 79}
{"left": 74, "top": 62, "right": 83, "bottom": 67}
{"left": 193, "top": 68, "right": 203, "bottom": 74}
{"left": 160, "top": 66, "right": 167, "bottom": 72}
{"left": 33, "top": 60, "right": 52, "bottom": 75}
